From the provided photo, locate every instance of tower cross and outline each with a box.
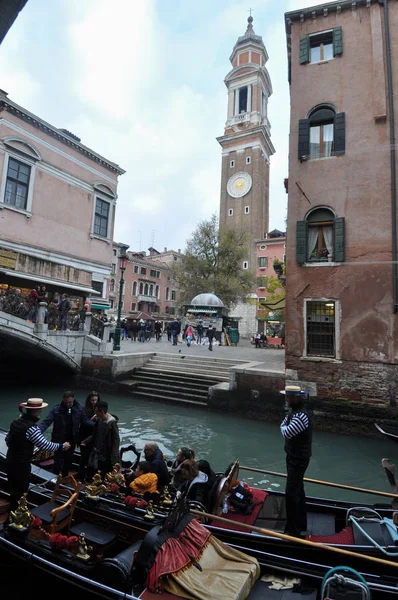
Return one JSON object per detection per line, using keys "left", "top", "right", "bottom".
{"left": 248, "top": 7, "right": 254, "bottom": 16}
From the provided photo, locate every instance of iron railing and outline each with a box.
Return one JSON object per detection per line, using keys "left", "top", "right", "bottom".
{"left": 0, "top": 292, "right": 30, "bottom": 320}
{"left": 90, "top": 316, "right": 105, "bottom": 339}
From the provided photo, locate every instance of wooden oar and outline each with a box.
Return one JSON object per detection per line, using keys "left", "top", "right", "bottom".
{"left": 189, "top": 509, "right": 398, "bottom": 570}
{"left": 239, "top": 465, "right": 398, "bottom": 499}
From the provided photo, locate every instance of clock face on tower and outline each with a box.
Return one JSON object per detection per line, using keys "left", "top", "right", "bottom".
{"left": 227, "top": 172, "right": 252, "bottom": 198}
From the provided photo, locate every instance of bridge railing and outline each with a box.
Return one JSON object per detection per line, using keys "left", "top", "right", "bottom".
{"left": 89, "top": 315, "right": 105, "bottom": 340}
{"left": 0, "top": 292, "right": 30, "bottom": 320}
{"left": 0, "top": 293, "right": 107, "bottom": 340}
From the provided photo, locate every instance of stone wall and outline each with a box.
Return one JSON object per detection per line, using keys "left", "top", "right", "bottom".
{"left": 229, "top": 299, "right": 257, "bottom": 338}
{"left": 286, "top": 357, "right": 398, "bottom": 407}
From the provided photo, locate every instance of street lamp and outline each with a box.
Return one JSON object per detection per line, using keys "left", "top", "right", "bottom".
{"left": 113, "top": 249, "right": 128, "bottom": 351}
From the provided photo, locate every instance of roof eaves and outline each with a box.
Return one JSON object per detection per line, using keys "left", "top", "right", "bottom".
{"left": 0, "top": 97, "right": 125, "bottom": 175}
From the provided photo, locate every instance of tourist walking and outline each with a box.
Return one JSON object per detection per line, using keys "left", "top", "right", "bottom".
{"left": 207, "top": 325, "right": 215, "bottom": 351}
{"left": 196, "top": 321, "right": 204, "bottom": 344}
{"left": 81, "top": 399, "right": 120, "bottom": 481}
{"left": 129, "top": 319, "right": 138, "bottom": 342}
{"left": 154, "top": 320, "right": 162, "bottom": 341}
{"left": 170, "top": 317, "right": 180, "bottom": 346}
{"left": 5, "top": 398, "right": 70, "bottom": 512}
{"left": 39, "top": 391, "right": 94, "bottom": 477}
{"left": 109, "top": 317, "right": 116, "bottom": 342}
{"left": 280, "top": 386, "right": 312, "bottom": 538}
{"left": 165, "top": 322, "right": 171, "bottom": 341}
{"left": 138, "top": 319, "right": 146, "bottom": 342}
{"left": 57, "top": 293, "right": 71, "bottom": 330}
{"left": 27, "top": 285, "right": 41, "bottom": 322}
{"left": 185, "top": 324, "right": 194, "bottom": 347}
{"left": 77, "top": 391, "right": 100, "bottom": 481}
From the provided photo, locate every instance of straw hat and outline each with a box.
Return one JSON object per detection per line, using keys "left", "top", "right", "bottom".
{"left": 20, "top": 398, "right": 48, "bottom": 409}
{"left": 280, "top": 385, "right": 302, "bottom": 396}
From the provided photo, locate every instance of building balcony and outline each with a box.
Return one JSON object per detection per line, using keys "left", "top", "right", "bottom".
{"left": 137, "top": 294, "right": 157, "bottom": 303}
{"left": 230, "top": 112, "right": 251, "bottom": 126}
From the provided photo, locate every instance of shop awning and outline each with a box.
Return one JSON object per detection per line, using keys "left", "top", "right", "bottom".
{"left": 259, "top": 297, "right": 286, "bottom": 311}
{"left": 0, "top": 269, "right": 100, "bottom": 295}
{"left": 91, "top": 303, "right": 110, "bottom": 310}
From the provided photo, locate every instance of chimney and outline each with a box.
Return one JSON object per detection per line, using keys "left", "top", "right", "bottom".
{"left": 164, "top": 247, "right": 167, "bottom": 252}
{"left": 178, "top": 249, "right": 181, "bottom": 253}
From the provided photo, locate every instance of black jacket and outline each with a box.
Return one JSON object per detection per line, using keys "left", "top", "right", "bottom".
{"left": 6, "top": 414, "right": 39, "bottom": 464}
{"left": 39, "top": 400, "right": 94, "bottom": 446}
{"left": 146, "top": 448, "right": 170, "bottom": 487}
{"left": 284, "top": 406, "right": 312, "bottom": 460}
{"left": 181, "top": 471, "right": 209, "bottom": 509}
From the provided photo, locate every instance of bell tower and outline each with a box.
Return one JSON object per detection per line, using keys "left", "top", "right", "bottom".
{"left": 218, "top": 16, "right": 275, "bottom": 271}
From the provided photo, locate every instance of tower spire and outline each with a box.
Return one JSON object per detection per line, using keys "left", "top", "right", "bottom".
{"left": 246, "top": 9, "right": 255, "bottom": 35}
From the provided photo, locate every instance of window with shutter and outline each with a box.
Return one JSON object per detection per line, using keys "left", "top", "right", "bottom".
{"left": 334, "top": 217, "right": 345, "bottom": 262}
{"left": 297, "top": 211, "right": 345, "bottom": 266}
{"left": 300, "top": 35, "right": 310, "bottom": 64}
{"left": 296, "top": 221, "right": 307, "bottom": 264}
{"left": 334, "top": 112, "right": 346, "bottom": 155}
{"left": 333, "top": 26, "right": 343, "bottom": 57}
{"left": 298, "top": 119, "right": 310, "bottom": 160}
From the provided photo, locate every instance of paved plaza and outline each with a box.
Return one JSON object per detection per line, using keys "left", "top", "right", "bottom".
{"left": 117, "top": 336, "right": 285, "bottom": 373}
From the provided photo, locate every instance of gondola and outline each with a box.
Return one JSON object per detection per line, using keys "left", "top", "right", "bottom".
{"left": 375, "top": 422, "right": 398, "bottom": 444}
{"left": 1, "top": 478, "right": 398, "bottom": 600}
{"left": 1, "top": 427, "right": 398, "bottom": 583}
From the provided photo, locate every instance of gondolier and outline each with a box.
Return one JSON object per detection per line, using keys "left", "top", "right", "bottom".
{"left": 5, "top": 398, "right": 70, "bottom": 513}
{"left": 280, "top": 385, "right": 312, "bottom": 538}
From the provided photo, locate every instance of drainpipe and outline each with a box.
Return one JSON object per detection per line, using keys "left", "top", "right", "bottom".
{"left": 382, "top": 0, "right": 398, "bottom": 313}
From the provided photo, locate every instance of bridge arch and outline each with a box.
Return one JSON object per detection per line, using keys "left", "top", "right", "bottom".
{"left": 0, "top": 322, "right": 81, "bottom": 373}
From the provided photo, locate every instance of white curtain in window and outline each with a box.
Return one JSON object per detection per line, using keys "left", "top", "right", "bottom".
{"left": 323, "top": 124, "right": 334, "bottom": 157}
{"left": 323, "top": 225, "right": 333, "bottom": 255}
{"left": 310, "top": 126, "right": 320, "bottom": 159}
{"left": 307, "top": 226, "right": 319, "bottom": 260}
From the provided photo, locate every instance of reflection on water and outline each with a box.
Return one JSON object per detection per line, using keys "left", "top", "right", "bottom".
{"left": 1, "top": 383, "right": 397, "bottom": 504}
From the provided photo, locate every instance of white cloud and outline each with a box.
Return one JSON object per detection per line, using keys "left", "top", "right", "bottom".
{"left": 68, "top": 0, "right": 161, "bottom": 120}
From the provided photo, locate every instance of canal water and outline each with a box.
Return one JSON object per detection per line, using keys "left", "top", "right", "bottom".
{"left": 1, "top": 381, "right": 397, "bottom": 505}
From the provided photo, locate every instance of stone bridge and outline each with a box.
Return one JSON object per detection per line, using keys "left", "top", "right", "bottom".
{"left": 0, "top": 304, "right": 111, "bottom": 373}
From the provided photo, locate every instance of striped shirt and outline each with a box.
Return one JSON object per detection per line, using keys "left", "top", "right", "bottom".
{"left": 280, "top": 412, "right": 309, "bottom": 440}
{"left": 26, "top": 425, "right": 62, "bottom": 452}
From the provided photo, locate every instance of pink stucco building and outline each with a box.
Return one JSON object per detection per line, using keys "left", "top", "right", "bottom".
{"left": 0, "top": 90, "right": 124, "bottom": 306}
{"left": 284, "top": 0, "right": 398, "bottom": 404}
{"left": 110, "top": 244, "right": 179, "bottom": 321}
{"left": 256, "top": 229, "right": 286, "bottom": 331}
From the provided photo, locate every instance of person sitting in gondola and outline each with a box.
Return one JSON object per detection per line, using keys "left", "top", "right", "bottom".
{"left": 178, "top": 459, "right": 209, "bottom": 510}
{"left": 168, "top": 447, "right": 195, "bottom": 489}
{"left": 129, "top": 461, "right": 158, "bottom": 495}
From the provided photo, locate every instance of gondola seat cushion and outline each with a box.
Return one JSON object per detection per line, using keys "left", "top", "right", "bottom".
{"left": 70, "top": 522, "right": 117, "bottom": 548}
{"left": 31, "top": 502, "right": 70, "bottom": 524}
{"left": 100, "top": 541, "right": 142, "bottom": 588}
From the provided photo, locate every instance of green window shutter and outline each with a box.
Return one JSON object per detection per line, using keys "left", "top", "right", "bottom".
{"left": 300, "top": 35, "right": 310, "bottom": 64}
{"left": 333, "top": 26, "right": 343, "bottom": 57}
{"left": 334, "top": 217, "right": 345, "bottom": 262}
{"left": 298, "top": 119, "right": 310, "bottom": 160}
{"left": 296, "top": 221, "right": 307, "bottom": 264}
{"left": 334, "top": 112, "right": 346, "bottom": 155}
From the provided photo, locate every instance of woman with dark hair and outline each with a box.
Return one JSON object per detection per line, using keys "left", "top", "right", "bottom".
{"left": 169, "top": 446, "right": 195, "bottom": 488}
{"left": 77, "top": 391, "right": 100, "bottom": 480}
{"left": 197, "top": 459, "right": 217, "bottom": 489}
{"left": 179, "top": 459, "right": 209, "bottom": 509}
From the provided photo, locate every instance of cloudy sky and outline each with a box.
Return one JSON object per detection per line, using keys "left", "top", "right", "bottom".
{"left": 0, "top": 0, "right": 328, "bottom": 253}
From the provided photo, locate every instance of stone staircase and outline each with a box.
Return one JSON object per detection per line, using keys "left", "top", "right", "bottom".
{"left": 119, "top": 353, "right": 244, "bottom": 406}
